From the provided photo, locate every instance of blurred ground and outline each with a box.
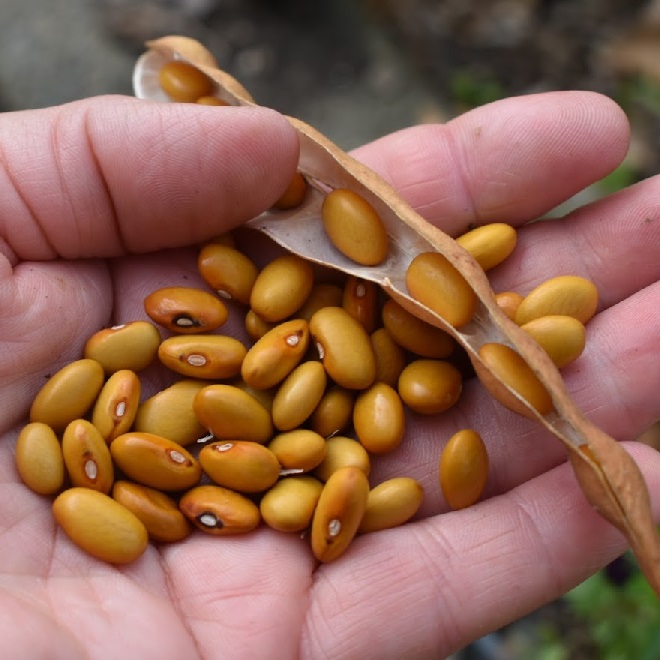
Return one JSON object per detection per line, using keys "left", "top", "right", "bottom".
{"left": 1, "top": 0, "right": 660, "bottom": 657}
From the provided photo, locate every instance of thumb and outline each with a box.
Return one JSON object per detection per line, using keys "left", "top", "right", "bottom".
{"left": 0, "top": 95, "right": 299, "bottom": 261}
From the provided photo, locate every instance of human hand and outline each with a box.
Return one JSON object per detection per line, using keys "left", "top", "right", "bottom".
{"left": 1, "top": 92, "right": 659, "bottom": 659}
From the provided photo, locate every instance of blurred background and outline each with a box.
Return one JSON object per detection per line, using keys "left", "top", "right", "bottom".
{"left": 2, "top": 0, "right": 660, "bottom": 657}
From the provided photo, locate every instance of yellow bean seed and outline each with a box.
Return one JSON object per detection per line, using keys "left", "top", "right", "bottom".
{"left": 314, "top": 436, "right": 370, "bottom": 482}
{"left": 179, "top": 484, "right": 261, "bottom": 535}
{"left": 30, "top": 359, "right": 105, "bottom": 432}
{"left": 272, "top": 171, "right": 308, "bottom": 209}
{"left": 144, "top": 286, "right": 228, "bottom": 334}
{"left": 195, "top": 95, "right": 228, "bottom": 106}
{"left": 397, "top": 359, "right": 463, "bottom": 415}
{"left": 353, "top": 383, "right": 405, "bottom": 454}
{"left": 260, "top": 476, "right": 324, "bottom": 532}
{"left": 199, "top": 441, "right": 280, "bottom": 493}
{"left": 381, "top": 299, "right": 454, "bottom": 358}
{"left": 272, "top": 360, "right": 327, "bottom": 430}
{"left": 91, "top": 369, "right": 141, "bottom": 442}
{"left": 358, "top": 477, "right": 424, "bottom": 533}
{"left": 370, "top": 327, "right": 407, "bottom": 388}
{"left": 198, "top": 244, "right": 258, "bottom": 305}
{"left": 321, "top": 188, "right": 389, "bottom": 266}
{"left": 456, "top": 223, "right": 517, "bottom": 271}
{"left": 15, "top": 422, "right": 65, "bottom": 496}
{"left": 309, "top": 306, "right": 376, "bottom": 390}
{"left": 83, "top": 321, "right": 161, "bottom": 373}
{"left": 159, "top": 60, "right": 214, "bottom": 102}
{"left": 245, "top": 309, "right": 276, "bottom": 341}
{"left": 521, "top": 315, "right": 586, "bottom": 368}
{"left": 342, "top": 276, "right": 379, "bottom": 334}
{"left": 268, "top": 429, "right": 327, "bottom": 472}
{"left": 110, "top": 432, "right": 201, "bottom": 491}
{"left": 62, "top": 419, "right": 114, "bottom": 494}
{"left": 250, "top": 255, "right": 314, "bottom": 322}
{"left": 158, "top": 334, "right": 247, "bottom": 380}
{"left": 241, "top": 319, "right": 309, "bottom": 389}
{"left": 515, "top": 275, "right": 599, "bottom": 325}
{"left": 476, "top": 343, "right": 554, "bottom": 416}
{"left": 439, "top": 429, "right": 489, "bottom": 510}
{"left": 134, "top": 380, "right": 207, "bottom": 446}
{"left": 112, "top": 481, "right": 192, "bottom": 543}
{"left": 295, "top": 283, "right": 344, "bottom": 322}
{"left": 311, "top": 466, "right": 369, "bottom": 562}
{"left": 308, "top": 385, "right": 355, "bottom": 438}
{"left": 53, "top": 487, "right": 148, "bottom": 564}
{"left": 193, "top": 384, "right": 273, "bottom": 443}
{"left": 406, "top": 252, "right": 478, "bottom": 328}
{"left": 495, "top": 291, "right": 524, "bottom": 321}
{"left": 230, "top": 378, "right": 275, "bottom": 414}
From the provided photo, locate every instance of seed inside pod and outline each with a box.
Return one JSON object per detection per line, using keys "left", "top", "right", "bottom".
{"left": 272, "top": 171, "right": 308, "bottom": 209}
{"left": 158, "top": 60, "right": 214, "bottom": 102}
{"left": 321, "top": 188, "right": 389, "bottom": 266}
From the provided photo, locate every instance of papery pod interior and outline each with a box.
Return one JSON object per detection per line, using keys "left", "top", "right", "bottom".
{"left": 133, "top": 36, "right": 660, "bottom": 595}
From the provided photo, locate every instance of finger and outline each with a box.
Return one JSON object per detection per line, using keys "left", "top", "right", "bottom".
{"left": 303, "top": 441, "right": 660, "bottom": 659}
{"left": 488, "top": 176, "right": 660, "bottom": 309}
{"left": 351, "top": 91, "right": 629, "bottom": 236}
{"left": 0, "top": 97, "right": 299, "bottom": 261}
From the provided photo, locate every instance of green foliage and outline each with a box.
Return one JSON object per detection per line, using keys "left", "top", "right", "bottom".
{"left": 597, "top": 163, "right": 638, "bottom": 195}
{"left": 449, "top": 70, "right": 504, "bottom": 111}
{"left": 565, "top": 557, "right": 660, "bottom": 659}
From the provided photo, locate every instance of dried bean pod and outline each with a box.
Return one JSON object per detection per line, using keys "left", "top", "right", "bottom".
{"left": 134, "top": 36, "right": 660, "bottom": 594}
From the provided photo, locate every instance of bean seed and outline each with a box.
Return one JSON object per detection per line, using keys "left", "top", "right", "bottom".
{"left": 83, "top": 321, "right": 161, "bottom": 373}
{"left": 381, "top": 299, "right": 454, "bottom": 358}
{"left": 311, "top": 466, "right": 369, "bottom": 562}
{"left": 342, "top": 276, "right": 379, "bottom": 334}
{"left": 321, "top": 188, "right": 389, "bottom": 266}
{"left": 272, "top": 172, "right": 308, "bottom": 209}
{"left": 245, "top": 309, "right": 276, "bottom": 341}
{"left": 112, "top": 481, "right": 192, "bottom": 543}
{"left": 309, "top": 306, "right": 376, "bottom": 390}
{"left": 231, "top": 378, "right": 275, "bottom": 414}
{"left": 439, "top": 429, "right": 489, "bottom": 510}
{"left": 477, "top": 343, "right": 554, "bottom": 416}
{"left": 241, "top": 319, "right": 309, "bottom": 389}
{"left": 250, "top": 254, "right": 314, "bottom": 322}
{"left": 144, "top": 286, "right": 228, "bottom": 334}
{"left": 272, "top": 360, "right": 327, "bottom": 430}
{"left": 179, "top": 484, "right": 261, "bottom": 535}
{"left": 91, "top": 370, "right": 141, "bottom": 442}
{"left": 295, "top": 283, "right": 344, "bottom": 322}
{"left": 406, "top": 252, "right": 478, "bottom": 328}
{"left": 199, "top": 441, "right": 280, "bottom": 493}
{"left": 260, "top": 476, "right": 323, "bottom": 532}
{"left": 515, "top": 275, "right": 599, "bottom": 326}
{"left": 521, "top": 315, "right": 586, "bottom": 368}
{"left": 196, "top": 96, "right": 228, "bottom": 106}
{"left": 398, "top": 359, "right": 463, "bottom": 415}
{"left": 30, "top": 359, "right": 105, "bottom": 432}
{"left": 353, "top": 382, "right": 405, "bottom": 454}
{"left": 110, "top": 432, "right": 201, "bottom": 491}
{"left": 53, "top": 487, "right": 148, "bottom": 564}
{"left": 358, "top": 477, "right": 424, "bottom": 533}
{"left": 198, "top": 244, "right": 258, "bottom": 304}
{"left": 134, "top": 379, "right": 207, "bottom": 446}
{"left": 370, "top": 327, "right": 407, "bottom": 388}
{"left": 15, "top": 422, "right": 65, "bottom": 496}
{"left": 268, "top": 429, "right": 326, "bottom": 472}
{"left": 62, "top": 419, "right": 114, "bottom": 493}
{"left": 308, "top": 385, "right": 355, "bottom": 438}
{"left": 314, "top": 436, "right": 370, "bottom": 482}
{"left": 456, "top": 223, "right": 517, "bottom": 271}
{"left": 193, "top": 384, "right": 273, "bottom": 443}
{"left": 495, "top": 291, "right": 524, "bottom": 322}
{"left": 159, "top": 60, "right": 213, "bottom": 102}
{"left": 158, "top": 334, "right": 247, "bottom": 379}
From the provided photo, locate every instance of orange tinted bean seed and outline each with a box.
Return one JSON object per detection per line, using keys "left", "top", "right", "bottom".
{"left": 198, "top": 244, "right": 258, "bottom": 304}
{"left": 159, "top": 60, "right": 214, "bottom": 102}
{"left": 272, "top": 172, "right": 308, "bottom": 209}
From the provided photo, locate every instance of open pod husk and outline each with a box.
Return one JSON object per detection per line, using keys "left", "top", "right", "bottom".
{"left": 134, "top": 36, "right": 660, "bottom": 595}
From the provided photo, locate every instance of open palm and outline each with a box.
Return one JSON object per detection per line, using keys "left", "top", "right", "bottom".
{"left": 1, "top": 93, "right": 659, "bottom": 659}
